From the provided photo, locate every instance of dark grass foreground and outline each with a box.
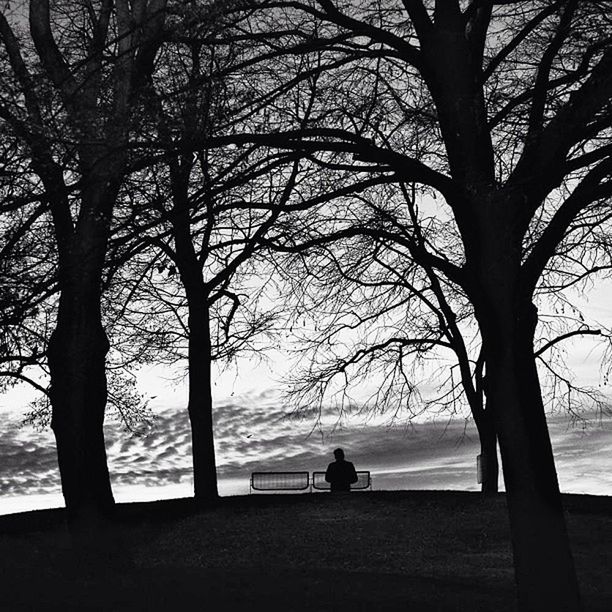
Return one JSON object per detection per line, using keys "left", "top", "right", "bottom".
{"left": 0, "top": 491, "right": 610, "bottom": 611}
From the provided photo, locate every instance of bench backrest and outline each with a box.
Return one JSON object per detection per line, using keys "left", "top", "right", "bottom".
{"left": 312, "top": 470, "right": 371, "bottom": 490}
{"left": 250, "top": 471, "right": 310, "bottom": 491}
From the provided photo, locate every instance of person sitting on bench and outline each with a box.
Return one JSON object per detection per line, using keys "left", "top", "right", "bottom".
{"left": 325, "top": 448, "right": 358, "bottom": 492}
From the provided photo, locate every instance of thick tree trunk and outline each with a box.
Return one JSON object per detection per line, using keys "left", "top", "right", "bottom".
{"left": 481, "top": 302, "right": 581, "bottom": 611}
{"left": 47, "top": 258, "right": 114, "bottom": 522}
{"left": 187, "top": 299, "right": 219, "bottom": 507}
{"left": 47, "top": 172, "right": 120, "bottom": 523}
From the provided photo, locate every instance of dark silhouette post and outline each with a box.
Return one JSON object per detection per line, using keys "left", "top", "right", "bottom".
{"left": 325, "top": 448, "right": 358, "bottom": 492}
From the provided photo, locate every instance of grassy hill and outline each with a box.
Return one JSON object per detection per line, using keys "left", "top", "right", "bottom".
{"left": 0, "top": 491, "right": 610, "bottom": 611}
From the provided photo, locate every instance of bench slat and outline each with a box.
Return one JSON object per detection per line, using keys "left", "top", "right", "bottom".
{"left": 250, "top": 471, "right": 310, "bottom": 491}
{"left": 250, "top": 470, "right": 372, "bottom": 491}
{"left": 312, "top": 471, "right": 371, "bottom": 490}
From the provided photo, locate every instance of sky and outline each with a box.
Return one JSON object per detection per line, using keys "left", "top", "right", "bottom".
{"left": 1, "top": 375, "right": 611, "bottom": 516}
{"left": 0, "top": 279, "right": 611, "bottom": 516}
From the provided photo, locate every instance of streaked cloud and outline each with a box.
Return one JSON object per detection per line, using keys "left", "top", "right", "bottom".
{"left": 0, "top": 393, "right": 611, "bottom": 512}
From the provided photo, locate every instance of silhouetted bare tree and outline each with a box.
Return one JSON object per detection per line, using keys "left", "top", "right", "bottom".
{"left": 273, "top": 180, "right": 612, "bottom": 496}
{"left": 100, "top": 5, "right": 400, "bottom": 505}
{"left": 103, "top": 16, "right": 315, "bottom": 505}
{"left": 0, "top": 0, "right": 168, "bottom": 521}
{"left": 198, "top": 2, "right": 612, "bottom": 608}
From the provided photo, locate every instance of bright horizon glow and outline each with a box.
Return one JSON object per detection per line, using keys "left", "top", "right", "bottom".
{"left": 1, "top": 389, "right": 611, "bottom": 516}
{"left": 1, "top": 279, "right": 610, "bottom": 517}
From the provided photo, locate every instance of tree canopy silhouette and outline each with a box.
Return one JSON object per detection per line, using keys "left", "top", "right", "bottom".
{"left": 192, "top": 1, "right": 612, "bottom": 609}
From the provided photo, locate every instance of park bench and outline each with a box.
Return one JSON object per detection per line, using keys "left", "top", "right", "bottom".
{"left": 312, "top": 470, "right": 371, "bottom": 490}
{"left": 250, "top": 470, "right": 372, "bottom": 493}
{"left": 250, "top": 471, "right": 310, "bottom": 492}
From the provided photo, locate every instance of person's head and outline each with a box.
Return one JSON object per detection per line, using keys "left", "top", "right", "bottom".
{"left": 333, "top": 448, "right": 345, "bottom": 461}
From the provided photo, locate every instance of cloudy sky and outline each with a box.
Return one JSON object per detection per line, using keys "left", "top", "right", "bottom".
{"left": 1, "top": 382, "right": 611, "bottom": 516}
{"left": 0, "top": 277, "right": 611, "bottom": 516}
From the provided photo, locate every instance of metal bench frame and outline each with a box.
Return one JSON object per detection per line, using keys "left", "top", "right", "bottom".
{"left": 312, "top": 470, "right": 371, "bottom": 490}
{"left": 249, "top": 470, "right": 372, "bottom": 492}
{"left": 250, "top": 471, "right": 310, "bottom": 492}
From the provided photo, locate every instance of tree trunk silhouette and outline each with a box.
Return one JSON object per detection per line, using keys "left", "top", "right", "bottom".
{"left": 171, "top": 159, "right": 220, "bottom": 507}
{"left": 187, "top": 297, "right": 219, "bottom": 507}
{"left": 47, "top": 181, "right": 116, "bottom": 521}
{"left": 48, "top": 307, "right": 114, "bottom": 521}
{"left": 475, "top": 261, "right": 580, "bottom": 611}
